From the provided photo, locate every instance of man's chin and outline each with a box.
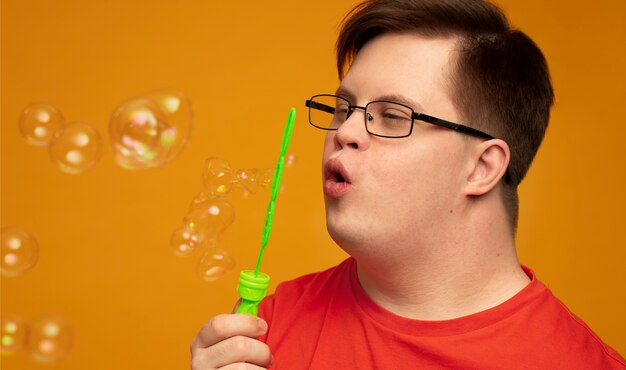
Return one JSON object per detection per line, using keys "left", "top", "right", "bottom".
{"left": 327, "top": 220, "right": 369, "bottom": 255}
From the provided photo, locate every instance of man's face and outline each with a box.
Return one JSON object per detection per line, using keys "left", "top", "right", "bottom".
{"left": 322, "top": 32, "right": 476, "bottom": 258}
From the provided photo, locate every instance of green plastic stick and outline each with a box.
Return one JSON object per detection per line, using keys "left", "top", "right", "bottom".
{"left": 256, "top": 107, "right": 296, "bottom": 274}
{"left": 236, "top": 107, "right": 296, "bottom": 315}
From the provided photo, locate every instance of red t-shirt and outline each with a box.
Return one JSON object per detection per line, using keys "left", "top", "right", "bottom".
{"left": 258, "top": 258, "right": 625, "bottom": 369}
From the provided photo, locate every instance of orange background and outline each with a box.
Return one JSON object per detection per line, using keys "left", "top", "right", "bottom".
{"left": 1, "top": 0, "right": 625, "bottom": 368}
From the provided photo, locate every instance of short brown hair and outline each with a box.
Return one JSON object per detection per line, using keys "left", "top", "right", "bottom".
{"left": 336, "top": 0, "right": 554, "bottom": 229}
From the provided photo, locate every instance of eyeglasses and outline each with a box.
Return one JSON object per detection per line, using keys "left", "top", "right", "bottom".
{"left": 305, "top": 94, "right": 494, "bottom": 140}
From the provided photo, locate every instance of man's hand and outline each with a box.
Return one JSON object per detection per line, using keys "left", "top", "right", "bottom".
{"left": 190, "top": 313, "right": 273, "bottom": 369}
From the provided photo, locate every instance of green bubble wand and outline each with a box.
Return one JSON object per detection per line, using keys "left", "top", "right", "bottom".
{"left": 236, "top": 107, "right": 296, "bottom": 315}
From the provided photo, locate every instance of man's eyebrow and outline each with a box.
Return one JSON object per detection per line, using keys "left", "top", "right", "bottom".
{"left": 333, "top": 88, "right": 424, "bottom": 111}
{"left": 334, "top": 87, "right": 356, "bottom": 102}
{"left": 374, "top": 94, "right": 424, "bottom": 111}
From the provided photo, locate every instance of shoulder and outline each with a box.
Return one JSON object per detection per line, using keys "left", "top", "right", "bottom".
{"left": 549, "top": 294, "right": 624, "bottom": 366}
{"left": 527, "top": 274, "right": 625, "bottom": 368}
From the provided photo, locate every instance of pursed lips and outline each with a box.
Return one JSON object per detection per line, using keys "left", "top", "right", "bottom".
{"left": 324, "top": 158, "right": 352, "bottom": 198}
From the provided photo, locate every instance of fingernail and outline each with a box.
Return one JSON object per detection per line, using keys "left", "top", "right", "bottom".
{"left": 258, "top": 319, "right": 268, "bottom": 331}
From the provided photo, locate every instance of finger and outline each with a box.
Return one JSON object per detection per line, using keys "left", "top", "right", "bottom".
{"left": 199, "top": 335, "right": 272, "bottom": 369}
{"left": 191, "top": 314, "right": 268, "bottom": 350}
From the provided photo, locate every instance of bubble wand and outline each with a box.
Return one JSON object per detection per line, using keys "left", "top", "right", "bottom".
{"left": 236, "top": 107, "right": 296, "bottom": 315}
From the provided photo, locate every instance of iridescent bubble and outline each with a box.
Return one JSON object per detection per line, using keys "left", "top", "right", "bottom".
{"left": 170, "top": 226, "right": 202, "bottom": 257}
{"left": 109, "top": 98, "right": 168, "bottom": 168}
{"left": 19, "top": 103, "right": 65, "bottom": 147}
{"left": 110, "top": 90, "right": 191, "bottom": 170}
{"left": 1, "top": 314, "right": 29, "bottom": 354}
{"left": 144, "top": 89, "right": 192, "bottom": 161}
{"left": 256, "top": 168, "right": 273, "bottom": 189}
{"left": 189, "top": 191, "right": 217, "bottom": 210}
{"left": 183, "top": 199, "right": 235, "bottom": 243}
{"left": 233, "top": 168, "right": 258, "bottom": 195}
{"left": 1, "top": 226, "right": 39, "bottom": 277}
{"left": 27, "top": 315, "right": 73, "bottom": 363}
{"left": 48, "top": 122, "right": 102, "bottom": 174}
{"left": 202, "top": 158, "right": 235, "bottom": 198}
{"left": 196, "top": 247, "right": 235, "bottom": 282}
{"left": 286, "top": 153, "right": 297, "bottom": 168}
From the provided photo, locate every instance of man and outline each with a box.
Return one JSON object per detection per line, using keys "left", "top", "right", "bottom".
{"left": 191, "top": 0, "right": 625, "bottom": 368}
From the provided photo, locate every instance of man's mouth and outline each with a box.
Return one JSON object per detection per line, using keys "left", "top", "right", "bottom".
{"left": 325, "top": 159, "right": 351, "bottom": 184}
{"left": 324, "top": 159, "right": 351, "bottom": 198}
{"left": 331, "top": 170, "right": 346, "bottom": 183}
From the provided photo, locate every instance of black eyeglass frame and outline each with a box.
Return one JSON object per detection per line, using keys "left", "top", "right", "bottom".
{"left": 305, "top": 94, "right": 495, "bottom": 140}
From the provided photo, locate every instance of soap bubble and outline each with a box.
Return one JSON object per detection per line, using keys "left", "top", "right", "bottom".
{"left": 286, "top": 153, "right": 296, "bottom": 168}
{"left": 110, "top": 97, "right": 172, "bottom": 169}
{"left": 256, "top": 168, "right": 273, "bottom": 189}
{"left": 196, "top": 247, "right": 235, "bottom": 282}
{"left": 144, "top": 89, "right": 192, "bottom": 159}
{"left": 233, "top": 168, "right": 258, "bottom": 195}
{"left": 202, "top": 158, "right": 234, "bottom": 198}
{"left": 170, "top": 226, "right": 202, "bottom": 257}
{"left": 19, "top": 103, "right": 65, "bottom": 147}
{"left": 49, "top": 122, "right": 102, "bottom": 174}
{"left": 27, "top": 315, "right": 73, "bottom": 363}
{"left": 1, "top": 226, "right": 39, "bottom": 277}
{"left": 110, "top": 91, "right": 192, "bottom": 170}
{"left": 189, "top": 191, "right": 217, "bottom": 210}
{"left": 183, "top": 199, "right": 235, "bottom": 243}
{"left": 1, "top": 314, "right": 29, "bottom": 355}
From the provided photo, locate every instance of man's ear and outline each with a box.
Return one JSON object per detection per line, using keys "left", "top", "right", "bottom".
{"left": 465, "top": 139, "right": 510, "bottom": 196}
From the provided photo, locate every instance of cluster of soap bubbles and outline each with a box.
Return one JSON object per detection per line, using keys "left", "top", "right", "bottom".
{"left": 201, "top": 158, "right": 274, "bottom": 200}
{"left": 18, "top": 89, "right": 192, "bottom": 173}
{"left": 11, "top": 89, "right": 192, "bottom": 365}
{"left": 171, "top": 156, "right": 295, "bottom": 282}
{"left": 1, "top": 313, "right": 73, "bottom": 363}
{"left": 1, "top": 227, "right": 74, "bottom": 363}
{"left": 19, "top": 103, "right": 103, "bottom": 174}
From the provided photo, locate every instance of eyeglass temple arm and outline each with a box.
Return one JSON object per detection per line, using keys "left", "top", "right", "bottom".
{"left": 305, "top": 100, "right": 335, "bottom": 115}
{"left": 414, "top": 113, "right": 494, "bottom": 140}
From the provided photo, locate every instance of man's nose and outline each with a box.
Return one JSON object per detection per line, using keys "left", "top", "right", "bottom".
{"left": 333, "top": 106, "right": 370, "bottom": 151}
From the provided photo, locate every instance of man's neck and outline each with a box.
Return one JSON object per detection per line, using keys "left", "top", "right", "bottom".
{"left": 354, "top": 230, "right": 529, "bottom": 321}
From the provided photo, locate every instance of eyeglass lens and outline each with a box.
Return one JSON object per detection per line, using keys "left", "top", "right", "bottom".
{"left": 309, "top": 95, "right": 413, "bottom": 137}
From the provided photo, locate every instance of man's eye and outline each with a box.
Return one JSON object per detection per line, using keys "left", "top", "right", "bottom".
{"left": 336, "top": 106, "right": 349, "bottom": 117}
{"left": 382, "top": 110, "right": 410, "bottom": 121}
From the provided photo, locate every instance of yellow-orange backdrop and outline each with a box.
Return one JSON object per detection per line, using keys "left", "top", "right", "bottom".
{"left": 1, "top": 1, "right": 625, "bottom": 369}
